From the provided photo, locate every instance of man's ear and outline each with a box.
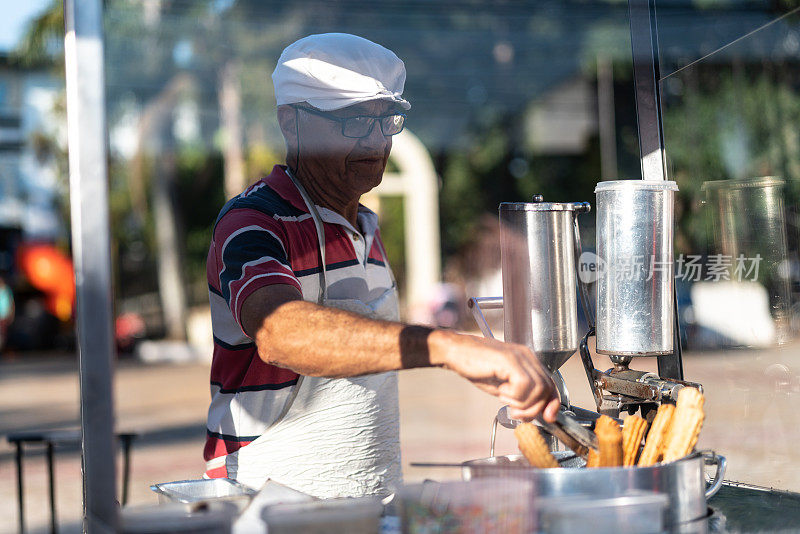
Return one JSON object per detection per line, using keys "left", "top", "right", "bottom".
{"left": 277, "top": 105, "right": 297, "bottom": 156}
{"left": 277, "top": 105, "right": 296, "bottom": 138}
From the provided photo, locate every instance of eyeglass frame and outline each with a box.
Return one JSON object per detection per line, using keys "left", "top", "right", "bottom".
{"left": 291, "top": 104, "right": 406, "bottom": 138}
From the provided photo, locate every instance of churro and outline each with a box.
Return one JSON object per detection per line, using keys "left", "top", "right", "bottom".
{"left": 676, "top": 386, "right": 704, "bottom": 411}
{"left": 592, "top": 415, "right": 623, "bottom": 467}
{"left": 638, "top": 404, "right": 675, "bottom": 467}
{"left": 662, "top": 388, "right": 705, "bottom": 462}
{"left": 514, "top": 422, "right": 559, "bottom": 468}
{"left": 622, "top": 415, "right": 649, "bottom": 466}
{"left": 586, "top": 449, "right": 600, "bottom": 468}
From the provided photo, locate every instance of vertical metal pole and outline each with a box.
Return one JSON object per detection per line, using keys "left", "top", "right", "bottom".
{"left": 597, "top": 55, "right": 618, "bottom": 180}
{"left": 628, "top": 0, "right": 684, "bottom": 380}
{"left": 63, "top": 0, "right": 119, "bottom": 532}
{"left": 47, "top": 441, "right": 57, "bottom": 534}
{"left": 121, "top": 434, "right": 132, "bottom": 505}
{"left": 15, "top": 442, "right": 24, "bottom": 534}
{"left": 628, "top": 0, "right": 668, "bottom": 183}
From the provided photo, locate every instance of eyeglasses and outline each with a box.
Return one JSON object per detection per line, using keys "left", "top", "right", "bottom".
{"left": 294, "top": 105, "right": 406, "bottom": 138}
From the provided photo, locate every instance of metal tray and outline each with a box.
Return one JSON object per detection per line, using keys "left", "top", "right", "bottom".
{"left": 150, "top": 478, "right": 257, "bottom": 510}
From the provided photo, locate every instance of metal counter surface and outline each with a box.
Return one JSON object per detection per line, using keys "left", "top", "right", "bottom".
{"left": 708, "top": 482, "right": 800, "bottom": 532}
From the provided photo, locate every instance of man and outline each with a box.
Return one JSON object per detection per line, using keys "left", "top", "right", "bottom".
{"left": 204, "top": 33, "right": 559, "bottom": 498}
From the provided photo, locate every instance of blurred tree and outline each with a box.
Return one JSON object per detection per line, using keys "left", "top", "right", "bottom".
{"left": 11, "top": 0, "right": 64, "bottom": 69}
{"left": 663, "top": 66, "right": 800, "bottom": 255}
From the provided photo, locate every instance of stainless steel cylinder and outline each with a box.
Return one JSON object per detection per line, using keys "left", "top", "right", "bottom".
{"left": 701, "top": 177, "right": 786, "bottom": 262}
{"left": 701, "top": 177, "right": 791, "bottom": 343}
{"left": 499, "top": 201, "right": 588, "bottom": 372}
{"left": 595, "top": 180, "right": 678, "bottom": 356}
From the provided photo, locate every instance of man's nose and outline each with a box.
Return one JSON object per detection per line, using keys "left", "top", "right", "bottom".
{"left": 358, "top": 119, "right": 389, "bottom": 150}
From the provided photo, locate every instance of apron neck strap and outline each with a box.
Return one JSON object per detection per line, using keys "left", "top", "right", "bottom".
{"left": 286, "top": 168, "right": 327, "bottom": 305}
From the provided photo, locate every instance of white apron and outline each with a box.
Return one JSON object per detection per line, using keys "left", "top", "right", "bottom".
{"left": 223, "top": 172, "right": 402, "bottom": 498}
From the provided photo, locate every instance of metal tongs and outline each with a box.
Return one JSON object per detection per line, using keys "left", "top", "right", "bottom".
{"left": 496, "top": 405, "right": 599, "bottom": 459}
{"left": 535, "top": 410, "right": 598, "bottom": 459}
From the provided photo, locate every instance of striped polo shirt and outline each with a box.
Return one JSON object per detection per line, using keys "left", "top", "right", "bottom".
{"left": 204, "top": 164, "right": 395, "bottom": 477}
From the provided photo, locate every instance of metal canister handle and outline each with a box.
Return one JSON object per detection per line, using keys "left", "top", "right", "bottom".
{"left": 490, "top": 405, "right": 519, "bottom": 456}
{"left": 490, "top": 416, "right": 498, "bottom": 457}
{"left": 702, "top": 450, "right": 727, "bottom": 499}
{"left": 571, "top": 202, "right": 595, "bottom": 330}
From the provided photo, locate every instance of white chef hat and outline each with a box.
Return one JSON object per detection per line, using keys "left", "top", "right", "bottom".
{"left": 272, "top": 33, "right": 411, "bottom": 112}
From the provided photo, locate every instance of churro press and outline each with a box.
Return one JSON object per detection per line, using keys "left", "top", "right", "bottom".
{"left": 470, "top": 185, "right": 702, "bottom": 457}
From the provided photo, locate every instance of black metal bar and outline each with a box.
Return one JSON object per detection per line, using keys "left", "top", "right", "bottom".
{"left": 629, "top": 0, "right": 684, "bottom": 380}
{"left": 121, "top": 434, "right": 132, "bottom": 505}
{"left": 47, "top": 441, "right": 57, "bottom": 534}
{"left": 628, "top": 0, "right": 667, "bottom": 183}
{"left": 578, "top": 328, "right": 604, "bottom": 411}
{"left": 655, "top": 288, "right": 685, "bottom": 380}
{"left": 15, "top": 441, "right": 24, "bottom": 534}
{"left": 664, "top": 284, "right": 685, "bottom": 380}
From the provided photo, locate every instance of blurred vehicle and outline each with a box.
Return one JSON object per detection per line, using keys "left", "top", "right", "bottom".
{"left": 115, "top": 311, "right": 146, "bottom": 354}
{"left": 0, "top": 275, "right": 13, "bottom": 351}
{"left": 0, "top": 228, "right": 76, "bottom": 352}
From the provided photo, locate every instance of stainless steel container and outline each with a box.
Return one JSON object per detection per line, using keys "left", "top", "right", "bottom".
{"left": 462, "top": 450, "right": 726, "bottom": 527}
{"left": 701, "top": 177, "right": 787, "bottom": 263}
{"left": 701, "top": 177, "right": 791, "bottom": 343}
{"left": 595, "top": 180, "right": 678, "bottom": 356}
{"left": 498, "top": 200, "right": 590, "bottom": 372}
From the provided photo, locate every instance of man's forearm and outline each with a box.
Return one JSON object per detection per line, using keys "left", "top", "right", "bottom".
{"left": 242, "top": 286, "right": 560, "bottom": 422}
{"left": 254, "top": 300, "right": 449, "bottom": 376}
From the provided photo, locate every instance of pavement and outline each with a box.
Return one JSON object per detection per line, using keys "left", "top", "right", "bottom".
{"left": 2, "top": 339, "right": 800, "bottom": 533}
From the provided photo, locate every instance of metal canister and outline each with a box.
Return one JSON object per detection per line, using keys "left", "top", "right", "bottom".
{"left": 701, "top": 176, "right": 786, "bottom": 263}
{"left": 594, "top": 180, "right": 678, "bottom": 356}
{"left": 701, "top": 177, "right": 791, "bottom": 342}
{"left": 499, "top": 200, "right": 589, "bottom": 372}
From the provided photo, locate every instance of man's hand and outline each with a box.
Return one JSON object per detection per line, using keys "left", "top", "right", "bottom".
{"left": 428, "top": 329, "right": 560, "bottom": 423}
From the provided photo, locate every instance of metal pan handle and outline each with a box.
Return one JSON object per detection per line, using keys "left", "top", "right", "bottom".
{"left": 702, "top": 450, "right": 727, "bottom": 499}
{"left": 468, "top": 297, "right": 503, "bottom": 339}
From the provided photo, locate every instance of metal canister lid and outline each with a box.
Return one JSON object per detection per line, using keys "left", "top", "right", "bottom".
{"left": 594, "top": 180, "right": 678, "bottom": 193}
{"left": 500, "top": 196, "right": 590, "bottom": 212}
{"left": 700, "top": 176, "right": 784, "bottom": 192}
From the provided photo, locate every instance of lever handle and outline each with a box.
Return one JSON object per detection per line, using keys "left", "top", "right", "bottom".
{"left": 467, "top": 297, "right": 503, "bottom": 339}
{"left": 573, "top": 207, "right": 596, "bottom": 330}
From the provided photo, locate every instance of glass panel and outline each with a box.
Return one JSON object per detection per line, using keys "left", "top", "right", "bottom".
{"left": 97, "top": 0, "right": 645, "bottom": 515}
{"left": 11, "top": 0, "right": 772, "bottom": 529}
{"left": 655, "top": 0, "right": 800, "bottom": 78}
{"left": 660, "top": 8, "right": 800, "bottom": 490}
